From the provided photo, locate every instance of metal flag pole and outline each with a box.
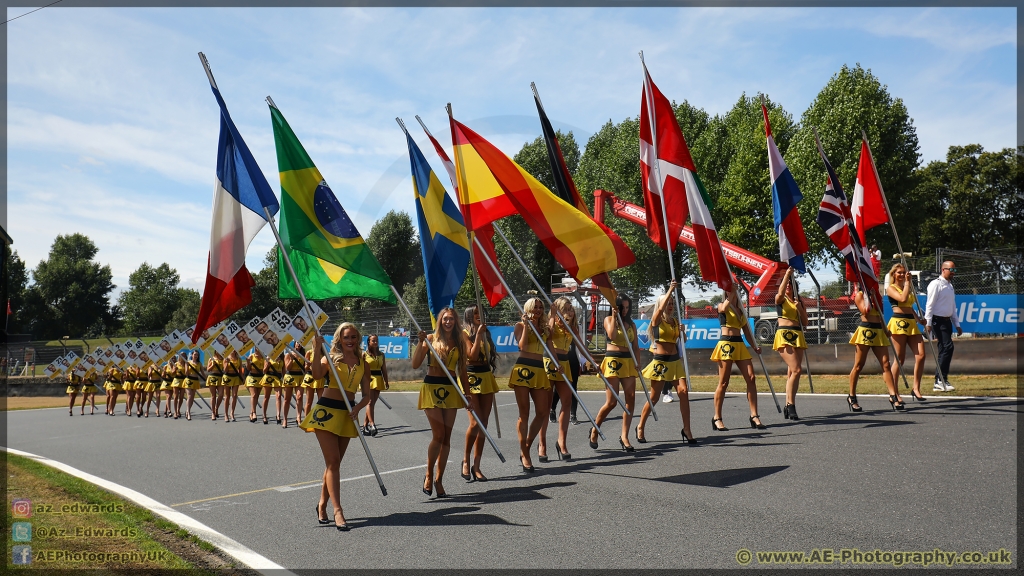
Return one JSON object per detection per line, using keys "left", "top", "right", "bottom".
{"left": 734, "top": 282, "right": 782, "bottom": 413}
{"left": 472, "top": 235, "right": 609, "bottom": 440}
{"left": 812, "top": 128, "right": 911, "bottom": 391}
{"left": 861, "top": 130, "right": 944, "bottom": 387}
{"left": 195, "top": 390, "right": 213, "bottom": 411}
{"left": 390, "top": 284, "right": 506, "bottom": 462}
{"left": 491, "top": 223, "right": 644, "bottom": 420}
{"left": 639, "top": 52, "right": 695, "bottom": 396}
{"left": 398, "top": 116, "right": 495, "bottom": 436}
{"left": 791, "top": 274, "right": 815, "bottom": 394}
{"left": 527, "top": 82, "right": 655, "bottom": 420}
{"left": 261, "top": 202, "right": 388, "bottom": 496}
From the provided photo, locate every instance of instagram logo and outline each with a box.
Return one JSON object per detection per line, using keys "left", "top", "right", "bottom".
{"left": 12, "top": 498, "right": 32, "bottom": 518}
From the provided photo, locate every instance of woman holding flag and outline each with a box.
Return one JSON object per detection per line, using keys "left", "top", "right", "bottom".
{"left": 637, "top": 281, "right": 696, "bottom": 444}
{"left": 711, "top": 286, "right": 765, "bottom": 431}
{"left": 261, "top": 352, "right": 285, "bottom": 425}
{"left": 103, "top": 363, "right": 122, "bottom": 416}
{"left": 181, "top": 350, "right": 205, "bottom": 421}
{"left": 159, "top": 360, "right": 173, "bottom": 417}
{"left": 170, "top": 353, "right": 186, "bottom": 419}
{"left": 245, "top": 348, "right": 266, "bottom": 424}
{"left": 362, "top": 336, "right": 388, "bottom": 437}
{"left": 206, "top": 350, "right": 224, "bottom": 421}
{"left": 288, "top": 344, "right": 307, "bottom": 428}
{"left": 773, "top": 268, "right": 809, "bottom": 420}
{"left": 66, "top": 370, "right": 81, "bottom": 417}
{"left": 508, "top": 298, "right": 554, "bottom": 470}
{"left": 461, "top": 306, "right": 497, "bottom": 482}
{"left": 591, "top": 295, "right": 639, "bottom": 452}
{"left": 542, "top": 297, "right": 578, "bottom": 460}
{"left": 80, "top": 370, "right": 98, "bottom": 415}
{"left": 848, "top": 284, "right": 901, "bottom": 411}
{"left": 886, "top": 263, "right": 927, "bottom": 401}
{"left": 413, "top": 307, "right": 470, "bottom": 496}
{"left": 301, "top": 326, "right": 371, "bottom": 531}
{"left": 222, "top": 350, "right": 243, "bottom": 422}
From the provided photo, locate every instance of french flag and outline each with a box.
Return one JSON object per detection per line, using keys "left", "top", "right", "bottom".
{"left": 762, "top": 103, "right": 808, "bottom": 273}
{"left": 193, "top": 53, "right": 279, "bottom": 344}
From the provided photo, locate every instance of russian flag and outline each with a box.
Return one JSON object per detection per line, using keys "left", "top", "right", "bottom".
{"left": 763, "top": 103, "right": 808, "bottom": 273}
{"left": 193, "top": 53, "right": 280, "bottom": 344}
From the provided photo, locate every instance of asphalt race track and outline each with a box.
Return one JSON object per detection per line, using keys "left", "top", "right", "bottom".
{"left": 5, "top": 391, "right": 1019, "bottom": 570}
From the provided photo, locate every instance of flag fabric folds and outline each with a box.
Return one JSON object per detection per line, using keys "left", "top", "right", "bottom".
{"left": 639, "top": 68, "right": 688, "bottom": 252}
{"left": 450, "top": 117, "right": 517, "bottom": 232}
{"left": 762, "top": 103, "right": 809, "bottom": 273}
{"left": 852, "top": 140, "right": 889, "bottom": 245}
{"left": 269, "top": 101, "right": 395, "bottom": 303}
{"left": 450, "top": 116, "right": 634, "bottom": 282}
{"left": 814, "top": 144, "right": 878, "bottom": 294}
{"left": 405, "top": 131, "right": 470, "bottom": 323}
{"left": 193, "top": 69, "right": 280, "bottom": 344}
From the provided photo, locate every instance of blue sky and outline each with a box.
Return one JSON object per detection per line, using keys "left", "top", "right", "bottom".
{"left": 5, "top": 7, "right": 1016, "bottom": 301}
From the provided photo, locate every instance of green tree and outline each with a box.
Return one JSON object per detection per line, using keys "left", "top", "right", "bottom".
{"left": 366, "top": 210, "right": 421, "bottom": 294}
{"left": 164, "top": 288, "right": 201, "bottom": 332}
{"left": 25, "top": 234, "right": 116, "bottom": 339}
{"left": 116, "top": 263, "right": 182, "bottom": 334}
{"left": 786, "top": 64, "right": 921, "bottom": 269}
{"left": 395, "top": 275, "right": 428, "bottom": 328}
{"left": 5, "top": 247, "right": 29, "bottom": 334}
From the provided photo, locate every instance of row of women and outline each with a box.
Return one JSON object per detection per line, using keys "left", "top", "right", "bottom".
{"left": 66, "top": 339, "right": 392, "bottom": 436}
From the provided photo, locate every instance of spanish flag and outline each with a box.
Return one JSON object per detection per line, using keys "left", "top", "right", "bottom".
{"left": 450, "top": 116, "right": 634, "bottom": 282}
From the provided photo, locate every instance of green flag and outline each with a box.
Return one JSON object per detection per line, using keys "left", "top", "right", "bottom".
{"left": 270, "top": 100, "right": 395, "bottom": 303}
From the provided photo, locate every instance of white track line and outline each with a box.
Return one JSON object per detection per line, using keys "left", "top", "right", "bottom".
{"left": 3, "top": 446, "right": 293, "bottom": 575}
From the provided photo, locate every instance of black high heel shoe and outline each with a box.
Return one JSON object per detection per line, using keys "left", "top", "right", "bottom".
{"left": 784, "top": 404, "right": 800, "bottom": 420}
{"left": 749, "top": 415, "right": 767, "bottom": 430}
{"left": 557, "top": 442, "right": 572, "bottom": 460}
{"left": 711, "top": 417, "right": 728, "bottom": 432}
{"left": 847, "top": 395, "right": 863, "bottom": 412}
{"left": 334, "top": 512, "right": 350, "bottom": 532}
{"left": 681, "top": 429, "right": 698, "bottom": 444}
{"left": 315, "top": 505, "right": 331, "bottom": 525}
{"left": 422, "top": 473, "right": 432, "bottom": 496}
{"left": 911, "top": 390, "right": 927, "bottom": 402}
{"left": 618, "top": 437, "right": 635, "bottom": 453}
{"left": 888, "top": 395, "right": 906, "bottom": 411}
{"left": 589, "top": 428, "right": 599, "bottom": 449}
{"left": 520, "top": 456, "right": 536, "bottom": 473}
{"left": 538, "top": 453, "right": 549, "bottom": 463}
{"left": 460, "top": 462, "right": 473, "bottom": 482}
{"left": 635, "top": 425, "right": 647, "bottom": 444}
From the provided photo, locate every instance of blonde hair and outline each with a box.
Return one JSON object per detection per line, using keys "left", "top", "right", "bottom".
{"left": 524, "top": 297, "right": 549, "bottom": 339}
{"left": 431, "top": 307, "right": 466, "bottom": 371}
{"left": 888, "top": 262, "right": 906, "bottom": 287}
{"left": 330, "top": 322, "right": 362, "bottom": 365}
{"left": 648, "top": 291, "right": 677, "bottom": 340}
{"left": 552, "top": 297, "right": 575, "bottom": 326}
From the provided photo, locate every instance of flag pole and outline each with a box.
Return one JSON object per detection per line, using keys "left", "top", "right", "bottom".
{"left": 812, "top": 129, "right": 911, "bottom": 391}
{"left": 399, "top": 116, "right": 499, "bottom": 438}
{"left": 639, "top": 52, "right": 695, "bottom": 397}
{"left": 861, "top": 130, "right": 943, "bottom": 387}
{"left": 527, "top": 82, "right": 655, "bottom": 419}
{"left": 472, "top": 234, "right": 609, "bottom": 440}
{"left": 791, "top": 274, "right": 815, "bottom": 394}
{"left": 734, "top": 282, "right": 782, "bottom": 413}
{"left": 261, "top": 205, "right": 389, "bottom": 497}
{"left": 491, "top": 223, "right": 643, "bottom": 420}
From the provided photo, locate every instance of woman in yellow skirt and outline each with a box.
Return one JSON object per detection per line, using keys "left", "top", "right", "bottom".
{"left": 221, "top": 350, "right": 243, "bottom": 422}
{"left": 170, "top": 353, "right": 186, "bottom": 419}
{"left": 773, "top": 268, "right": 809, "bottom": 420}
{"left": 180, "top": 350, "right": 205, "bottom": 421}
{"left": 158, "top": 360, "right": 173, "bottom": 417}
{"left": 141, "top": 363, "right": 159, "bottom": 418}
{"left": 133, "top": 364, "right": 146, "bottom": 417}
{"left": 66, "top": 370, "right": 82, "bottom": 417}
{"left": 302, "top": 347, "right": 325, "bottom": 420}
{"left": 886, "top": 263, "right": 926, "bottom": 401}
{"left": 301, "top": 325, "right": 371, "bottom": 531}
{"left": 206, "top": 350, "right": 224, "bottom": 421}
{"left": 262, "top": 352, "right": 285, "bottom": 425}
{"left": 460, "top": 306, "right": 498, "bottom": 482}
{"left": 848, "top": 284, "right": 900, "bottom": 411}
{"left": 541, "top": 297, "right": 578, "bottom": 460}
{"left": 123, "top": 364, "right": 138, "bottom": 417}
{"left": 413, "top": 307, "right": 470, "bottom": 497}
{"left": 285, "top": 345, "right": 307, "bottom": 428}
{"left": 591, "top": 295, "right": 638, "bottom": 452}
{"left": 245, "top": 348, "right": 266, "bottom": 423}
{"left": 711, "top": 285, "right": 764, "bottom": 431}
{"left": 636, "top": 281, "right": 696, "bottom": 444}
{"left": 103, "top": 364, "right": 122, "bottom": 416}
{"left": 80, "top": 370, "right": 99, "bottom": 415}
{"left": 361, "top": 336, "right": 389, "bottom": 437}
{"left": 508, "top": 298, "right": 554, "bottom": 471}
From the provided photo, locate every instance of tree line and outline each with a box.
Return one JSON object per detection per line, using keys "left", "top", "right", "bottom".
{"left": 8, "top": 64, "right": 1018, "bottom": 339}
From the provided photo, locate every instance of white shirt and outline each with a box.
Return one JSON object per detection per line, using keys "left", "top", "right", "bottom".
{"left": 925, "top": 276, "right": 960, "bottom": 328}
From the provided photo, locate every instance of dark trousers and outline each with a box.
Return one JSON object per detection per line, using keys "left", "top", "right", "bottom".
{"left": 933, "top": 317, "right": 955, "bottom": 381}
{"left": 551, "top": 343, "right": 581, "bottom": 416}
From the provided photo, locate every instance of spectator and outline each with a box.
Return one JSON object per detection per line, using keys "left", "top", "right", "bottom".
{"left": 870, "top": 244, "right": 882, "bottom": 278}
{"left": 925, "top": 261, "right": 961, "bottom": 391}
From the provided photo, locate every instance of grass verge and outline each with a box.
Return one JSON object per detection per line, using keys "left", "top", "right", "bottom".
{"left": 5, "top": 452, "right": 243, "bottom": 572}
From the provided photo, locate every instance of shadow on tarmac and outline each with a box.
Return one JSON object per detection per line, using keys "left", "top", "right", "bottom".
{"left": 653, "top": 465, "right": 789, "bottom": 488}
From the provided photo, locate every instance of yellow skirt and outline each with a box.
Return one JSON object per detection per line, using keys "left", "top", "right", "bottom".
{"left": 301, "top": 397, "right": 358, "bottom": 438}
{"left": 134, "top": 380, "right": 146, "bottom": 391}
{"left": 772, "top": 327, "right": 808, "bottom": 350}
{"left": 849, "top": 325, "right": 891, "bottom": 347}
{"left": 508, "top": 358, "right": 550, "bottom": 390}
{"left": 144, "top": 382, "right": 157, "bottom": 393}
{"left": 66, "top": 385, "right": 79, "bottom": 395}
{"left": 159, "top": 380, "right": 170, "bottom": 391}
{"left": 245, "top": 375, "right": 263, "bottom": 388}
{"left": 600, "top": 353, "right": 638, "bottom": 379}
{"left": 261, "top": 375, "right": 282, "bottom": 388}
{"left": 104, "top": 381, "right": 122, "bottom": 392}
{"left": 283, "top": 374, "right": 303, "bottom": 388}
{"left": 888, "top": 315, "right": 922, "bottom": 336}
{"left": 544, "top": 356, "right": 571, "bottom": 383}
{"left": 171, "top": 378, "right": 182, "bottom": 388}
{"left": 711, "top": 338, "right": 752, "bottom": 362}
{"left": 641, "top": 355, "right": 686, "bottom": 382}
{"left": 418, "top": 375, "right": 467, "bottom": 409}
{"left": 465, "top": 366, "right": 499, "bottom": 395}
{"left": 182, "top": 377, "right": 202, "bottom": 390}
{"left": 301, "top": 374, "right": 325, "bottom": 389}
{"left": 206, "top": 375, "right": 222, "bottom": 387}
{"left": 81, "top": 384, "right": 99, "bottom": 394}
{"left": 369, "top": 371, "right": 387, "bottom": 391}
{"left": 221, "top": 374, "right": 242, "bottom": 387}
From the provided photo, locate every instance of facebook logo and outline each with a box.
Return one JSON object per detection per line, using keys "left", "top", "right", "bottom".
{"left": 12, "top": 545, "right": 32, "bottom": 565}
{"left": 12, "top": 522, "right": 31, "bottom": 542}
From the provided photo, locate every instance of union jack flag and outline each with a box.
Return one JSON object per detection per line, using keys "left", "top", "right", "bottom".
{"left": 815, "top": 148, "right": 878, "bottom": 294}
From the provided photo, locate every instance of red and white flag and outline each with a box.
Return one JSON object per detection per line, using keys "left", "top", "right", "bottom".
{"left": 852, "top": 140, "right": 889, "bottom": 245}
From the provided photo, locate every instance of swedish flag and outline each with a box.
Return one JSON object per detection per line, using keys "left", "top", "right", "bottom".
{"left": 406, "top": 132, "right": 470, "bottom": 326}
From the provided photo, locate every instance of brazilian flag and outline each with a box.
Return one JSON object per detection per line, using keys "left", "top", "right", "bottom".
{"left": 270, "top": 101, "right": 395, "bottom": 303}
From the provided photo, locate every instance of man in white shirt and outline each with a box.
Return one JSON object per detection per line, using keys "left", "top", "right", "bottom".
{"left": 925, "top": 261, "right": 962, "bottom": 391}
